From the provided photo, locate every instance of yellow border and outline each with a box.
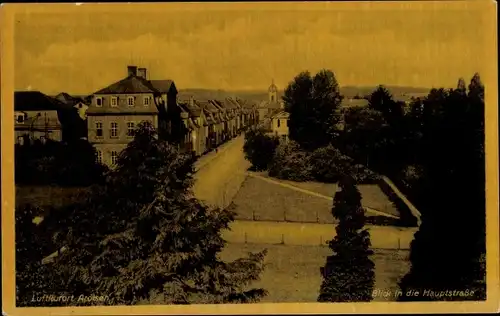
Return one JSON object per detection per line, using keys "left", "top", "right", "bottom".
{"left": 2, "top": 2, "right": 498, "bottom": 315}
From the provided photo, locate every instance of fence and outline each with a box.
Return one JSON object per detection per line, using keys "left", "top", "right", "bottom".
{"left": 232, "top": 208, "right": 405, "bottom": 227}
{"left": 222, "top": 220, "right": 418, "bottom": 250}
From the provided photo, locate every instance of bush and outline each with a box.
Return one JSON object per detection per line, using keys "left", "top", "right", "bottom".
{"left": 243, "top": 127, "right": 280, "bottom": 171}
{"left": 350, "top": 164, "right": 380, "bottom": 184}
{"left": 309, "top": 145, "right": 354, "bottom": 183}
{"left": 269, "top": 140, "right": 313, "bottom": 181}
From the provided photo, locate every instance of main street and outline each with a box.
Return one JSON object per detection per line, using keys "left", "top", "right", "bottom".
{"left": 192, "top": 135, "right": 250, "bottom": 209}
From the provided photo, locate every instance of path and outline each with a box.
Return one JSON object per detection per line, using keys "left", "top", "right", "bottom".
{"left": 192, "top": 135, "right": 250, "bottom": 209}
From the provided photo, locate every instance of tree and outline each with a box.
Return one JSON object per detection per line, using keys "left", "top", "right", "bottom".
{"left": 283, "top": 70, "right": 343, "bottom": 150}
{"left": 340, "top": 106, "right": 389, "bottom": 170}
{"left": 367, "top": 85, "right": 403, "bottom": 122}
{"left": 456, "top": 77, "right": 467, "bottom": 96}
{"left": 318, "top": 175, "right": 375, "bottom": 302}
{"left": 365, "top": 85, "right": 408, "bottom": 176}
{"left": 47, "top": 122, "right": 267, "bottom": 305}
{"left": 398, "top": 74, "right": 486, "bottom": 301}
{"left": 16, "top": 205, "right": 63, "bottom": 307}
{"left": 243, "top": 127, "right": 280, "bottom": 171}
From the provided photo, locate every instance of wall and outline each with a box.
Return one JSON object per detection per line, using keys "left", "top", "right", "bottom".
{"left": 222, "top": 220, "right": 418, "bottom": 249}
{"left": 93, "top": 143, "right": 128, "bottom": 166}
{"left": 92, "top": 93, "right": 155, "bottom": 109}
{"left": 87, "top": 114, "right": 158, "bottom": 144}
{"left": 271, "top": 116, "right": 289, "bottom": 137}
{"left": 15, "top": 110, "right": 63, "bottom": 142}
{"left": 379, "top": 176, "right": 422, "bottom": 227}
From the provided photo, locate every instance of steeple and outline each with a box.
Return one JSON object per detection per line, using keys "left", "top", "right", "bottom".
{"left": 268, "top": 79, "right": 278, "bottom": 102}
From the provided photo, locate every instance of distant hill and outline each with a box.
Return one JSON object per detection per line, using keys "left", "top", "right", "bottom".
{"left": 178, "top": 86, "right": 431, "bottom": 102}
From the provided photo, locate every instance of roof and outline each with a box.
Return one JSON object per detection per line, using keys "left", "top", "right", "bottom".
{"left": 180, "top": 101, "right": 202, "bottom": 117}
{"left": 149, "top": 80, "right": 175, "bottom": 93}
{"left": 271, "top": 110, "right": 289, "bottom": 119}
{"left": 55, "top": 92, "right": 90, "bottom": 106}
{"left": 258, "top": 100, "right": 282, "bottom": 109}
{"left": 93, "top": 75, "right": 160, "bottom": 94}
{"left": 15, "top": 91, "right": 69, "bottom": 112}
{"left": 220, "top": 98, "right": 239, "bottom": 110}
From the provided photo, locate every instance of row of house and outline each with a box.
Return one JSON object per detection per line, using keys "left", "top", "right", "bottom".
{"left": 14, "top": 65, "right": 260, "bottom": 166}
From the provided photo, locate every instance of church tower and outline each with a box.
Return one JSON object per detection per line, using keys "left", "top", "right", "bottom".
{"left": 268, "top": 79, "right": 278, "bottom": 103}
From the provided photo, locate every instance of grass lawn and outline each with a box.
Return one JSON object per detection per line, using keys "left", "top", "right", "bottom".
{"left": 258, "top": 172, "right": 399, "bottom": 217}
{"left": 220, "top": 243, "right": 411, "bottom": 302}
{"left": 231, "top": 173, "right": 400, "bottom": 224}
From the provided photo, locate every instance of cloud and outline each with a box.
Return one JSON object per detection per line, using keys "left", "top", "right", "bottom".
{"left": 14, "top": 7, "right": 488, "bottom": 94}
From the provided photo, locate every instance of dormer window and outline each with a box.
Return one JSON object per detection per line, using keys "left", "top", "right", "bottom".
{"left": 111, "top": 97, "right": 118, "bottom": 107}
{"left": 96, "top": 97, "right": 103, "bottom": 107}
{"left": 16, "top": 114, "right": 25, "bottom": 123}
{"left": 127, "top": 96, "right": 135, "bottom": 107}
{"left": 144, "top": 96, "right": 150, "bottom": 106}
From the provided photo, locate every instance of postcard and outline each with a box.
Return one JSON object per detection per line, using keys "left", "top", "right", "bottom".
{"left": 1, "top": 1, "right": 498, "bottom": 315}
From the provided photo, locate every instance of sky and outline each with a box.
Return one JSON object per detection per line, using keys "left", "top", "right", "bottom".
{"left": 12, "top": 2, "right": 492, "bottom": 95}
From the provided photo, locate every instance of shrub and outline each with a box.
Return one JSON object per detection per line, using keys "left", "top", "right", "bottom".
{"left": 350, "top": 164, "right": 380, "bottom": 184}
{"left": 243, "top": 127, "right": 280, "bottom": 171}
{"left": 309, "top": 145, "right": 354, "bottom": 183}
{"left": 268, "top": 140, "right": 313, "bottom": 181}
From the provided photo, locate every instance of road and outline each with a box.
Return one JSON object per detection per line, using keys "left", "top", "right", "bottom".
{"left": 192, "top": 136, "right": 250, "bottom": 209}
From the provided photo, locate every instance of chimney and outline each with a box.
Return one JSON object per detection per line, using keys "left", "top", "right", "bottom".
{"left": 189, "top": 96, "right": 194, "bottom": 107}
{"left": 127, "top": 65, "right": 138, "bottom": 77}
{"left": 137, "top": 67, "right": 147, "bottom": 79}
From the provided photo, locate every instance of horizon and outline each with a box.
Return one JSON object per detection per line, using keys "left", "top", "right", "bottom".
{"left": 13, "top": 2, "right": 488, "bottom": 95}
{"left": 16, "top": 84, "right": 436, "bottom": 98}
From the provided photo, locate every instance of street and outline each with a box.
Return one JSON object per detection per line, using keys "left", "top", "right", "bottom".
{"left": 192, "top": 135, "right": 250, "bottom": 209}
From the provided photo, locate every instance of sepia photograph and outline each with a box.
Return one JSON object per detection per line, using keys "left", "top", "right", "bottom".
{"left": 1, "top": 1, "right": 498, "bottom": 315}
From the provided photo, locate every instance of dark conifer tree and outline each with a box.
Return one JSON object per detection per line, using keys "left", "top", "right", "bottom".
{"left": 318, "top": 175, "right": 375, "bottom": 302}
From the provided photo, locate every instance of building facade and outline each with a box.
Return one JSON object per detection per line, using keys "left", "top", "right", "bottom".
{"left": 269, "top": 110, "right": 290, "bottom": 141}
{"left": 14, "top": 91, "right": 77, "bottom": 144}
{"left": 86, "top": 65, "right": 178, "bottom": 166}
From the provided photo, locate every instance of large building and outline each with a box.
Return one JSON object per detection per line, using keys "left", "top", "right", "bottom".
{"left": 87, "top": 65, "right": 260, "bottom": 166}
{"left": 86, "top": 65, "right": 181, "bottom": 166}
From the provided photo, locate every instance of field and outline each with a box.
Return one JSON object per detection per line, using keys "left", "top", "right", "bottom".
{"left": 220, "top": 243, "right": 411, "bottom": 302}
{"left": 231, "top": 173, "right": 400, "bottom": 224}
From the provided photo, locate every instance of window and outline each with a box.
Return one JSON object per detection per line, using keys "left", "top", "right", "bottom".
{"left": 277, "top": 119, "right": 281, "bottom": 127}
{"left": 16, "top": 114, "right": 24, "bottom": 123}
{"left": 39, "top": 136, "right": 46, "bottom": 144}
{"left": 95, "top": 150, "right": 102, "bottom": 164}
{"left": 96, "top": 97, "right": 103, "bottom": 107}
{"left": 271, "top": 95, "right": 275, "bottom": 102}
{"left": 110, "top": 122, "right": 118, "bottom": 138}
{"left": 127, "top": 122, "right": 135, "bottom": 137}
{"left": 144, "top": 96, "right": 150, "bottom": 106}
{"left": 96, "top": 122, "right": 103, "bottom": 138}
{"left": 127, "top": 96, "right": 135, "bottom": 107}
{"left": 17, "top": 136, "right": 24, "bottom": 145}
{"left": 111, "top": 97, "right": 118, "bottom": 107}
{"left": 111, "top": 151, "right": 118, "bottom": 165}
